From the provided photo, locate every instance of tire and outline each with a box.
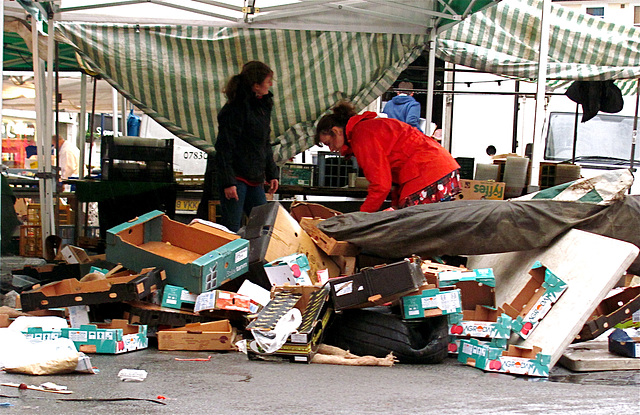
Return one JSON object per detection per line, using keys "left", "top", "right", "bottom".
{"left": 323, "top": 306, "right": 448, "bottom": 364}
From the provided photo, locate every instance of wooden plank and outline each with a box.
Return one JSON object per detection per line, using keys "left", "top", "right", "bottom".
{"left": 467, "top": 229, "right": 639, "bottom": 369}
{"left": 559, "top": 341, "right": 640, "bottom": 371}
{"left": 300, "top": 218, "right": 360, "bottom": 257}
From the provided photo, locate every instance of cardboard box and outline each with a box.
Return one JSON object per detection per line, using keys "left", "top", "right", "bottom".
{"left": 61, "top": 319, "right": 148, "bottom": 354}
{"left": 502, "top": 262, "right": 567, "bottom": 339}
{"left": 22, "top": 327, "right": 63, "bottom": 341}
{"left": 157, "top": 320, "right": 237, "bottom": 351}
{"left": 458, "top": 339, "right": 551, "bottom": 377}
{"left": 421, "top": 260, "right": 467, "bottom": 287}
{"left": 448, "top": 306, "right": 513, "bottom": 339}
{"left": 576, "top": 285, "right": 640, "bottom": 342}
{"left": 438, "top": 268, "right": 496, "bottom": 287}
{"left": 299, "top": 218, "right": 360, "bottom": 257}
{"left": 279, "top": 163, "right": 315, "bottom": 186}
{"left": 328, "top": 256, "right": 426, "bottom": 310}
{"left": 194, "top": 290, "right": 252, "bottom": 314}
{"left": 9, "top": 259, "right": 117, "bottom": 292}
{"left": 125, "top": 301, "right": 211, "bottom": 333}
{"left": 161, "top": 284, "right": 198, "bottom": 310}
{"left": 106, "top": 210, "right": 250, "bottom": 294}
{"left": 457, "top": 179, "right": 505, "bottom": 200}
{"left": 289, "top": 201, "right": 341, "bottom": 222}
{"left": 19, "top": 267, "right": 166, "bottom": 312}
{"left": 608, "top": 328, "right": 640, "bottom": 358}
{"left": 401, "top": 286, "right": 462, "bottom": 319}
{"left": 240, "top": 202, "right": 340, "bottom": 289}
{"left": 447, "top": 335, "right": 508, "bottom": 355}
{"left": 60, "top": 245, "right": 92, "bottom": 264}
{"left": 263, "top": 253, "right": 313, "bottom": 286}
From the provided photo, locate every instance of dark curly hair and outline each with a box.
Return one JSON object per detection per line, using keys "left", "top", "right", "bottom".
{"left": 314, "top": 100, "right": 357, "bottom": 145}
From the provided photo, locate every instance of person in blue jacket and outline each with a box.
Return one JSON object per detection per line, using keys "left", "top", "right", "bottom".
{"left": 382, "top": 81, "right": 423, "bottom": 132}
{"left": 197, "top": 61, "right": 279, "bottom": 232}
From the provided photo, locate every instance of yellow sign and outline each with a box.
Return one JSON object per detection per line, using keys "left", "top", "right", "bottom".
{"left": 175, "top": 199, "right": 200, "bottom": 212}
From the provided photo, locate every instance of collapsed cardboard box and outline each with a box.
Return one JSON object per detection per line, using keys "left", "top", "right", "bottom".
{"left": 194, "top": 290, "right": 252, "bottom": 314}
{"left": 10, "top": 259, "right": 116, "bottom": 293}
{"left": 501, "top": 262, "right": 567, "bottom": 339}
{"left": 19, "top": 267, "right": 166, "bottom": 312}
{"left": 328, "top": 256, "right": 425, "bottom": 310}
{"left": 576, "top": 285, "right": 640, "bottom": 342}
{"left": 458, "top": 339, "right": 551, "bottom": 377}
{"left": 106, "top": 210, "right": 249, "bottom": 293}
{"left": 421, "top": 260, "right": 467, "bottom": 287}
{"left": 125, "top": 300, "right": 211, "bottom": 335}
{"left": 239, "top": 202, "right": 340, "bottom": 289}
{"left": 61, "top": 319, "right": 148, "bottom": 354}
{"left": 157, "top": 320, "right": 237, "bottom": 351}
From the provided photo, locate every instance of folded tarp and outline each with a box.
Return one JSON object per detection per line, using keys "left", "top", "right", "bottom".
{"left": 317, "top": 197, "right": 640, "bottom": 274}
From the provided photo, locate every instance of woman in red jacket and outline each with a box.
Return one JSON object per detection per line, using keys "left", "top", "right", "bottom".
{"left": 315, "top": 100, "right": 460, "bottom": 213}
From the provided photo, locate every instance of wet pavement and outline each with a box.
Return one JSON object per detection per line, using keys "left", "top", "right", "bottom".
{"left": 0, "top": 347, "right": 639, "bottom": 415}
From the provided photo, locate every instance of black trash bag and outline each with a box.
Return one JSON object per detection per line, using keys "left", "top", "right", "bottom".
{"left": 323, "top": 306, "right": 448, "bottom": 364}
{"left": 565, "top": 80, "right": 623, "bottom": 122}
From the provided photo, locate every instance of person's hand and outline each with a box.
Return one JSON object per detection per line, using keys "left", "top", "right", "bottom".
{"left": 224, "top": 186, "right": 239, "bottom": 200}
{"left": 268, "top": 179, "right": 279, "bottom": 194}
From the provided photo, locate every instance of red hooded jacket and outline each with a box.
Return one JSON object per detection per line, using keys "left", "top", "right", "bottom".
{"left": 341, "top": 112, "right": 460, "bottom": 212}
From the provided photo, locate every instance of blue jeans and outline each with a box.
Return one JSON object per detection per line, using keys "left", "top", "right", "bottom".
{"left": 219, "top": 181, "right": 267, "bottom": 232}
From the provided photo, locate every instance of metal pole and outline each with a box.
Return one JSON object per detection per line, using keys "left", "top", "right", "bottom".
{"left": 572, "top": 102, "right": 579, "bottom": 163}
{"left": 530, "top": 0, "right": 552, "bottom": 190}
{"left": 512, "top": 81, "right": 520, "bottom": 153}
{"left": 0, "top": 0, "right": 4, "bottom": 254}
{"left": 629, "top": 79, "right": 639, "bottom": 194}
{"left": 425, "top": 28, "right": 437, "bottom": 132}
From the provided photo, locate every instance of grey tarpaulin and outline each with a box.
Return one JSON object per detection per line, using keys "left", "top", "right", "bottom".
{"left": 317, "top": 197, "right": 640, "bottom": 274}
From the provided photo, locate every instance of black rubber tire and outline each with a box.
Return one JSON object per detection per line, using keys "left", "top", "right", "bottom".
{"left": 323, "top": 306, "right": 449, "bottom": 364}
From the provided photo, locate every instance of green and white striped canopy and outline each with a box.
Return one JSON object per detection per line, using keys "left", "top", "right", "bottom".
{"left": 56, "top": 24, "right": 427, "bottom": 162}
{"left": 437, "top": 0, "right": 640, "bottom": 94}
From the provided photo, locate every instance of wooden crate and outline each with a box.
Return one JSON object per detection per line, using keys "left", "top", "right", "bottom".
{"left": 19, "top": 225, "right": 42, "bottom": 257}
{"left": 299, "top": 217, "right": 360, "bottom": 256}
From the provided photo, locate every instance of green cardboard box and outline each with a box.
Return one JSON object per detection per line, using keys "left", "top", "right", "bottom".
{"left": 448, "top": 306, "right": 512, "bottom": 339}
{"left": 438, "top": 267, "right": 496, "bottom": 287}
{"left": 61, "top": 319, "right": 148, "bottom": 354}
{"left": 162, "top": 284, "right": 198, "bottom": 310}
{"left": 458, "top": 338, "right": 551, "bottom": 377}
{"left": 106, "top": 210, "right": 249, "bottom": 294}
{"left": 401, "top": 287, "right": 462, "bottom": 319}
{"left": 502, "top": 262, "right": 567, "bottom": 339}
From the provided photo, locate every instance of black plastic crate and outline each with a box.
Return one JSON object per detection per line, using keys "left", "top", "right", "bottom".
{"left": 455, "top": 157, "right": 475, "bottom": 180}
{"left": 316, "top": 152, "right": 358, "bottom": 188}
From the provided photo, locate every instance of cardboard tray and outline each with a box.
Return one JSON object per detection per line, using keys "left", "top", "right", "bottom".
{"left": 106, "top": 210, "right": 249, "bottom": 294}
{"left": 157, "top": 320, "right": 237, "bottom": 351}
{"left": 328, "top": 256, "right": 425, "bottom": 310}
{"left": 124, "top": 300, "right": 211, "bottom": 332}
{"left": 61, "top": 319, "right": 148, "bottom": 354}
{"left": 575, "top": 285, "right": 640, "bottom": 342}
{"left": 19, "top": 267, "right": 166, "bottom": 312}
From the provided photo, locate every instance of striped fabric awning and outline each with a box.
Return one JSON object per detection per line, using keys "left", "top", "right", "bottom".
{"left": 437, "top": 0, "right": 640, "bottom": 95}
{"left": 56, "top": 24, "right": 427, "bottom": 162}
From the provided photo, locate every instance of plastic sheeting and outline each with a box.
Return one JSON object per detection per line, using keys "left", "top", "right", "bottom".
{"left": 317, "top": 197, "right": 640, "bottom": 274}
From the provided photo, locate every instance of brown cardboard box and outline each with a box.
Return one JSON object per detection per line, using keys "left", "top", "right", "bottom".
{"left": 157, "top": 320, "right": 237, "bottom": 351}
{"left": 457, "top": 179, "right": 505, "bottom": 200}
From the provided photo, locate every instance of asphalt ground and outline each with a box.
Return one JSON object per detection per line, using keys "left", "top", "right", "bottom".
{"left": 0, "top": 347, "right": 639, "bottom": 415}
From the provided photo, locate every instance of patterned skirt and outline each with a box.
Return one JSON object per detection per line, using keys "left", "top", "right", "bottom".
{"left": 398, "top": 170, "right": 461, "bottom": 209}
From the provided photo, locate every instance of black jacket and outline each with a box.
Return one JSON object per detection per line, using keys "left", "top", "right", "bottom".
{"left": 215, "top": 88, "right": 278, "bottom": 188}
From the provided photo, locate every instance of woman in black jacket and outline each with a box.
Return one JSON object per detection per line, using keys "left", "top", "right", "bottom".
{"left": 198, "top": 61, "right": 279, "bottom": 232}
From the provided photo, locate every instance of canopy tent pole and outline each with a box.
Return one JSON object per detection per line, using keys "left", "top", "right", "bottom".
{"left": 425, "top": 27, "right": 437, "bottom": 135}
{"left": 112, "top": 87, "right": 119, "bottom": 137}
{"left": 629, "top": 79, "right": 639, "bottom": 194}
{"left": 529, "top": 0, "right": 551, "bottom": 189}
{"left": 572, "top": 102, "right": 579, "bottom": 163}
